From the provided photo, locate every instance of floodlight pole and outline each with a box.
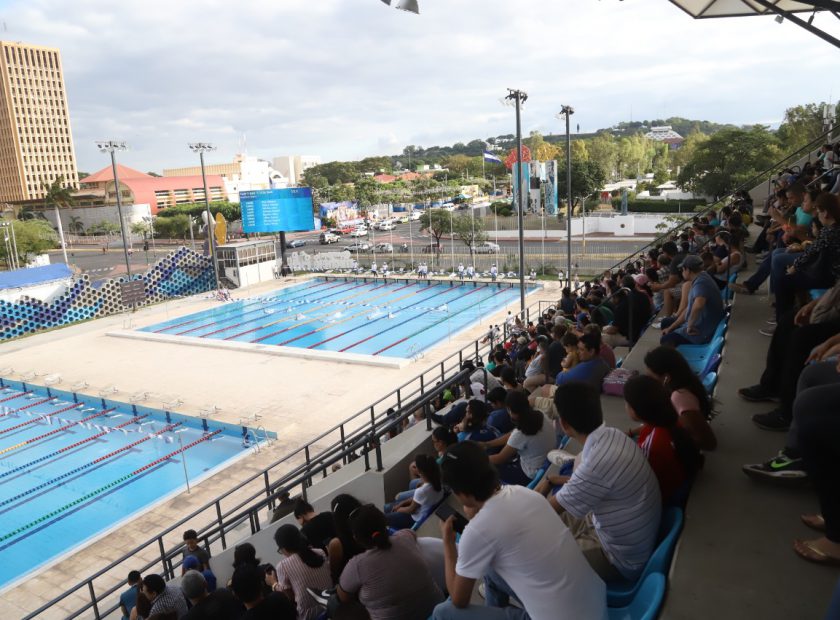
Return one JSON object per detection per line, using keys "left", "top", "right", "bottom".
{"left": 506, "top": 88, "right": 528, "bottom": 317}
{"left": 558, "top": 106, "right": 574, "bottom": 288}
{"left": 189, "top": 143, "right": 221, "bottom": 290}
{"left": 97, "top": 141, "right": 133, "bottom": 280}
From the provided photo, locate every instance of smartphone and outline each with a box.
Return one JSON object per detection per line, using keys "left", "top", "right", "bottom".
{"left": 435, "top": 503, "right": 469, "bottom": 534}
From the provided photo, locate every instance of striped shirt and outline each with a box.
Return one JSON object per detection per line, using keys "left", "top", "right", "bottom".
{"left": 276, "top": 549, "right": 333, "bottom": 620}
{"left": 555, "top": 425, "right": 661, "bottom": 579}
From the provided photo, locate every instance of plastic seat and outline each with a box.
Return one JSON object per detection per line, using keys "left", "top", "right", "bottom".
{"left": 411, "top": 492, "right": 450, "bottom": 532}
{"left": 702, "top": 371, "right": 717, "bottom": 394}
{"left": 698, "top": 352, "right": 722, "bottom": 377}
{"left": 607, "top": 573, "right": 667, "bottom": 620}
{"left": 677, "top": 336, "right": 724, "bottom": 361}
{"left": 526, "top": 467, "right": 546, "bottom": 490}
{"left": 607, "top": 507, "right": 683, "bottom": 607}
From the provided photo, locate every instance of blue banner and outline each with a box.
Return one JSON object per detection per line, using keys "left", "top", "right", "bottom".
{"left": 240, "top": 188, "right": 315, "bottom": 233}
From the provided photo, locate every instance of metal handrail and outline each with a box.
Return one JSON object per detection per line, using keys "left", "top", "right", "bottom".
{"left": 23, "top": 329, "right": 493, "bottom": 619}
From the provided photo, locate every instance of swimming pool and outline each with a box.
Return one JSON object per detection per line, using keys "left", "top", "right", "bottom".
{"left": 0, "top": 379, "right": 266, "bottom": 591}
{"left": 140, "top": 277, "right": 536, "bottom": 360}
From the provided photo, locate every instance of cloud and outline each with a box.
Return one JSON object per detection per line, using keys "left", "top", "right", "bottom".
{"left": 2, "top": 0, "right": 839, "bottom": 173}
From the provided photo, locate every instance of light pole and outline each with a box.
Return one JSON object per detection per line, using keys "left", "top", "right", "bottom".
{"left": 0, "top": 221, "right": 18, "bottom": 269}
{"left": 96, "top": 141, "right": 132, "bottom": 279}
{"left": 504, "top": 88, "right": 528, "bottom": 317}
{"left": 556, "top": 106, "right": 574, "bottom": 287}
{"left": 188, "top": 143, "right": 221, "bottom": 290}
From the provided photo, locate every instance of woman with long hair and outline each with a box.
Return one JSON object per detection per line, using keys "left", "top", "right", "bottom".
{"left": 384, "top": 454, "right": 444, "bottom": 530}
{"left": 336, "top": 505, "right": 443, "bottom": 620}
{"left": 644, "top": 346, "right": 717, "bottom": 451}
{"left": 328, "top": 494, "right": 366, "bottom": 584}
{"left": 456, "top": 399, "right": 500, "bottom": 444}
{"left": 624, "top": 375, "right": 703, "bottom": 505}
{"left": 488, "top": 390, "right": 555, "bottom": 485}
{"left": 267, "top": 524, "right": 333, "bottom": 619}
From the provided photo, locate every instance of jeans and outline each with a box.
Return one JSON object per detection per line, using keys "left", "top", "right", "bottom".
{"left": 785, "top": 361, "right": 840, "bottom": 456}
{"left": 769, "top": 250, "right": 800, "bottom": 296}
{"left": 433, "top": 570, "right": 530, "bottom": 620}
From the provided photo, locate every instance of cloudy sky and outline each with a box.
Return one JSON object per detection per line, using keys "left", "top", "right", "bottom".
{"left": 3, "top": 0, "right": 839, "bottom": 173}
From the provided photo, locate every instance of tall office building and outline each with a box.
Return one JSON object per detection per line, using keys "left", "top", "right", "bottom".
{"left": 0, "top": 41, "right": 78, "bottom": 203}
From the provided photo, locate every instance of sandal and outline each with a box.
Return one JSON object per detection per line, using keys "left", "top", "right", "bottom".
{"left": 801, "top": 514, "right": 826, "bottom": 532}
{"left": 793, "top": 539, "right": 840, "bottom": 566}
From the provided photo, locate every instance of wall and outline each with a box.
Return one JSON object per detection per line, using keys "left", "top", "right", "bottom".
{"left": 0, "top": 279, "right": 72, "bottom": 304}
{"left": 41, "top": 203, "right": 152, "bottom": 235}
{"left": 0, "top": 247, "right": 214, "bottom": 341}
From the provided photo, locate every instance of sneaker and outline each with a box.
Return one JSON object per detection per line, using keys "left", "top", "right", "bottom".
{"left": 742, "top": 452, "right": 808, "bottom": 485}
{"left": 766, "top": 318, "right": 777, "bottom": 325}
{"left": 738, "top": 384, "right": 779, "bottom": 403}
{"left": 478, "top": 582, "right": 486, "bottom": 599}
{"left": 651, "top": 320, "right": 663, "bottom": 329}
{"left": 759, "top": 327, "right": 776, "bottom": 337}
{"left": 752, "top": 409, "right": 790, "bottom": 432}
{"left": 307, "top": 588, "right": 333, "bottom": 607}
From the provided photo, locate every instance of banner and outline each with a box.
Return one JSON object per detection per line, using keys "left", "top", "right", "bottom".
{"left": 511, "top": 162, "right": 530, "bottom": 213}
{"left": 544, "top": 160, "right": 559, "bottom": 215}
{"left": 318, "top": 201, "right": 362, "bottom": 225}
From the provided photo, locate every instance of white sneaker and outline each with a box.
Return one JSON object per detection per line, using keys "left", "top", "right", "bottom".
{"left": 547, "top": 449, "right": 575, "bottom": 467}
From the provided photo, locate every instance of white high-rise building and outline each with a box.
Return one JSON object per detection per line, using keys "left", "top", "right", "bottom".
{"left": 163, "top": 154, "right": 287, "bottom": 203}
{"left": 272, "top": 155, "right": 321, "bottom": 186}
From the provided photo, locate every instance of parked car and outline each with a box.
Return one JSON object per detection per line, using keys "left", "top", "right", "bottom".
{"left": 339, "top": 225, "right": 355, "bottom": 234}
{"left": 378, "top": 220, "right": 395, "bottom": 231}
{"left": 397, "top": 215, "right": 410, "bottom": 224}
{"left": 319, "top": 232, "right": 339, "bottom": 244}
{"left": 328, "top": 228, "right": 344, "bottom": 236}
{"left": 374, "top": 243, "right": 393, "bottom": 253}
{"left": 346, "top": 242, "right": 370, "bottom": 252}
{"left": 349, "top": 227, "right": 368, "bottom": 237}
{"left": 286, "top": 239, "right": 307, "bottom": 249}
{"left": 409, "top": 211, "right": 422, "bottom": 221}
{"left": 474, "top": 241, "right": 501, "bottom": 254}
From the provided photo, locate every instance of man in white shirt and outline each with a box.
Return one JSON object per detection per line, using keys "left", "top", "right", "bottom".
{"left": 491, "top": 264, "right": 498, "bottom": 282}
{"left": 433, "top": 441, "right": 607, "bottom": 620}
{"left": 537, "top": 381, "right": 661, "bottom": 581}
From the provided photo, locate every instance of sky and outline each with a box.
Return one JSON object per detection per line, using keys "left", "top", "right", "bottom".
{"left": 2, "top": 0, "right": 839, "bottom": 173}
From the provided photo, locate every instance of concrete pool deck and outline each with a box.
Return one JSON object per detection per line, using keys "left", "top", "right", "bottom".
{"left": 0, "top": 273, "right": 557, "bottom": 617}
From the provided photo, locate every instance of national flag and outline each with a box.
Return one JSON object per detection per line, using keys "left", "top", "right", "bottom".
{"left": 483, "top": 151, "right": 502, "bottom": 164}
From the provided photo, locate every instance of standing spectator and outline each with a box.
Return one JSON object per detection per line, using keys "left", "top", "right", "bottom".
{"left": 293, "top": 499, "right": 337, "bottom": 552}
{"left": 182, "top": 529, "right": 210, "bottom": 572}
{"left": 660, "top": 255, "right": 724, "bottom": 347}
{"left": 119, "top": 571, "right": 141, "bottom": 620}
{"left": 337, "top": 505, "right": 444, "bottom": 619}
{"left": 433, "top": 441, "right": 606, "bottom": 620}
{"left": 141, "top": 574, "right": 189, "bottom": 619}
{"left": 268, "top": 525, "right": 333, "bottom": 620}
{"left": 539, "top": 382, "right": 661, "bottom": 581}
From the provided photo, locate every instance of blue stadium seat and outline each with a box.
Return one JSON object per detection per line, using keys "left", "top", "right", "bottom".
{"left": 702, "top": 371, "right": 717, "bottom": 395}
{"left": 411, "top": 493, "right": 450, "bottom": 532}
{"left": 607, "top": 573, "right": 666, "bottom": 620}
{"left": 677, "top": 335, "right": 724, "bottom": 360}
{"left": 527, "top": 467, "right": 546, "bottom": 490}
{"left": 699, "top": 352, "right": 722, "bottom": 377}
{"left": 810, "top": 288, "right": 828, "bottom": 301}
{"left": 607, "top": 507, "right": 683, "bottom": 607}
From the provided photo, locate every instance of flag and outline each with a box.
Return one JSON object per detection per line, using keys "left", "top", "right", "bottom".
{"left": 484, "top": 151, "right": 502, "bottom": 164}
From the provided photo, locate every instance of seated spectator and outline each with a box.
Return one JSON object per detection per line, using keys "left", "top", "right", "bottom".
{"left": 650, "top": 241, "right": 686, "bottom": 317}
{"left": 455, "top": 399, "right": 500, "bottom": 444}
{"left": 385, "top": 454, "right": 445, "bottom": 529}
{"left": 499, "top": 366, "right": 520, "bottom": 391}
{"left": 228, "top": 543, "right": 272, "bottom": 597}
{"left": 602, "top": 275, "right": 653, "bottom": 348}
{"left": 230, "top": 564, "right": 296, "bottom": 620}
{"left": 644, "top": 347, "right": 717, "bottom": 451}
{"left": 268, "top": 525, "right": 333, "bottom": 619}
{"left": 433, "top": 441, "right": 606, "bottom": 620}
{"left": 660, "top": 255, "right": 725, "bottom": 347}
{"left": 487, "top": 391, "right": 555, "bottom": 485}
{"left": 182, "top": 529, "right": 210, "bottom": 572}
{"left": 131, "top": 591, "right": 151, "bottom": 620}
{"left": 328, "top": 494, "right": 366, "bottom": 584}
{"left": 624, "top": 375, "right": 702, "bottom": 506}
{"left": 181, "top": 569, "right": 243, "bottom": 620}
{"left": 539, "top": 382, "right": 661, "bottom": 581}
{"left": 183, "top": 555, "right": 217, "bottom": 592}
{"left": 337, "top": 505, "right": 444, "bottom": 619}
{"left": 522, "top": 336, "right": 549, "bottom": 392}
{"left": 432, "top": 426, "right": 459, "bottom": 459}
{"left": 555, "top": 330, "right": 610, "bottom": 390}
{"left": 141, "top": 574, "right": 189, "bottom": 619}
{"left": 585, "top": 323, "right": 616, "bottom": 370}
{"left": 119, "top": 571, "right": 141, "bottom": 620}
{"left": 293, "top": 499, "right": 337, "bottom": 552}
{"left": 486, "top": 387, "right": 513, "bottom": 434}
{"left": 559, "top": 332, "right": 579, "bottom": 371}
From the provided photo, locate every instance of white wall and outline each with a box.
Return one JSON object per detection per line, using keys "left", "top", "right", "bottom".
{"left": 0, "top": 278, "right": 72, "bottom": 303}
{"left": 42, "top": 203, "right": 152, "bottom": 234}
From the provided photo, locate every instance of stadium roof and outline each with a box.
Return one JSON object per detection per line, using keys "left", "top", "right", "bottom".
{"left": 0, "top": 264, "right": 72, "bottom": 290}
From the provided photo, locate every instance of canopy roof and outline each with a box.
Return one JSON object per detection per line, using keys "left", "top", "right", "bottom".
{"left": 668, "top": 0, "right": 832, "bottom": 18}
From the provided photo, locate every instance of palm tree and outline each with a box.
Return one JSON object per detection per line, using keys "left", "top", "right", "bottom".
{"left": 42, "top": 176, "right": 74, "bottom": 265}
{"left": 68, "top": 215, "right": 84, "bottom": 235}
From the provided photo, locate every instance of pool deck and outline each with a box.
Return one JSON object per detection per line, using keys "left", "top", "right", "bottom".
{"left": 0, "top": 274, "right": 556, "bottom": 618}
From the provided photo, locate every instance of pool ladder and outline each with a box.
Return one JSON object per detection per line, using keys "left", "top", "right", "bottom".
{"left": 246, "top": 426, "right": 273, "bottom": 454}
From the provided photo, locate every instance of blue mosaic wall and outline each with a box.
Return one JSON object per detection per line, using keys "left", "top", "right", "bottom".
{"left": 0, "top": 247, "right": 214, "bottom": 341}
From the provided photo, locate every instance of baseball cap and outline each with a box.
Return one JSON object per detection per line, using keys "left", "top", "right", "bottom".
{"left": 678, "top": 255, "right": 704, "bottom": 272}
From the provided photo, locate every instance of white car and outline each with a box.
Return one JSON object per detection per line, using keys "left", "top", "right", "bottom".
{"left": 349, "top": 227, "right": 368, "bottom": 237}
{"left": 409, "top": 211, "right": 422, "bottom": 221}
{"left": 378, "top": 221, "right": 395, "bottom": 231}
{"left": 374, "top": 243, "right": 394, "bottom": 253}
{"left": 474, "top": 241, "right": 501, "bottom": 254}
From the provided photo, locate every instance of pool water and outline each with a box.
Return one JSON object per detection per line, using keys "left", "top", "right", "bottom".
{"left": 0, "top": 379, "right": 262, "bottom": 590}
{"left": 142, "top": 277, "right": 535, "bottom": 358}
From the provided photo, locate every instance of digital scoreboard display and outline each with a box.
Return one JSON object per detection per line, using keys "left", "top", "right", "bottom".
{"left": 240, "top": 188, "right": 315, "bottom": 233}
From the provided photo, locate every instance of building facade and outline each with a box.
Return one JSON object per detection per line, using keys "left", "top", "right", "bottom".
{"left": 164, "top": 154, "right": 286, "bottom": 202}
{"left": 272, "top": 155, "right": 321, "bottom": 186}
{"left": 0, "top": 41, "right": 78, "bottom": 203}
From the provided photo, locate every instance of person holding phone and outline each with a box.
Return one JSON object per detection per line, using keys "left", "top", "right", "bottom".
{"left": 433, "top": 441, "right": 606, "bottom": 620}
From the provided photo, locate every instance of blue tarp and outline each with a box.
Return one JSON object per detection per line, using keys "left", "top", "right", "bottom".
{"left": 0, "top": 264, "right": 71, "bottom": 290}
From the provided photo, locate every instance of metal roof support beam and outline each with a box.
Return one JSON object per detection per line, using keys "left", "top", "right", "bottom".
{"left": 753, "top": 0, "right": 840, "bottom": 48}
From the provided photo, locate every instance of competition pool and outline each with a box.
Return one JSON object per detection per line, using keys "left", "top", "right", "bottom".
{"left": 0, "top": 379, "right": 269, "bottom": 590}
{"left": 141, "top": 277, "right": 538, "bottom": 359}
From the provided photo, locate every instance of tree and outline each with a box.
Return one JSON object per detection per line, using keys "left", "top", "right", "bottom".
{"left": 776, "top": 102, "right": 836, "bottom": 153}
{"left": 354, "top": 176, "right": 379, "bottom": 209}
{"left": 419, "top": 209, "right": 453, "bottom": 250}
{"left": 558, "top": 160, "right": 607, "bottom": 205}
{"left": 587, "top": 132, "right": 618, "bottom": 180}
{"left": 87, "top": 220, "right": 120, "bottom": 236}
{"left": 677, "top": 126, "right": 782, "bottom": 199}
{"left": 42, "top": 175, "right": 74, "bottom": 264}
{"left": 130, "top": 221, "right": 152, "bottom": 239}
{"left": 153, "top": 214, "right": 191, "bottom": 240}
{"left": 443, "top": 154, "right": 473, "bottom": 177}
{"left": 0, "top": 220, "right": 58, "bottom": 266}
{"left": 67, "top": 215, "right": 84, "bottom": 235}
{"left": 669, "top": 130, "right": 709, "bottom": 172}
{"left": 452, "top": 213, "right": 487, "bottom": 254}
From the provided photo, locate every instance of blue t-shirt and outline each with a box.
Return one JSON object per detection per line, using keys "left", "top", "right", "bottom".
{"left": 555, "top": 358, "right": 610, "bottom": 389}
{"left": 458, "top": 426, "right": 500, "bottom": 443}
{"left": 794, "top": 207, "right": 813, "bottom": 227}
{"left": 676, "top": 271, "right": 725, "bottom": 344}
{"left": 120, "top": 585, "right": 138, "bottom": 620}
{"left": 488, "top": 407, "right": 514, "bottom": 434}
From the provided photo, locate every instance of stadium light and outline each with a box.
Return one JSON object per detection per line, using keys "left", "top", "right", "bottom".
{"left": 96, "top": 140, "right": 133, "bottom": 280}
{"left": 380, "top": 0, "right": 420, "bottom": 14}
{"left": 503, "top": 88, "right": 528, "bottom": 317}
{"left": 556, "top": 106, "right": 575, "bottom": 287}
{"left": 188, "top": 143, "right": 221, "bottom": 290}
